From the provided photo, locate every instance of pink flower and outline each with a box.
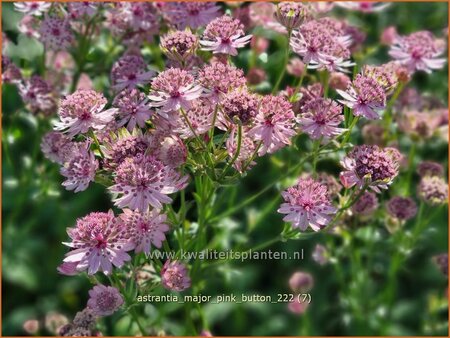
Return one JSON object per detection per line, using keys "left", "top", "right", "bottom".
{"left": 351, "top": 191, "right": 378, "bottom": 215}
{"left": 40, "top": 131, "right": 73, "bottom": 164}
{"left": 18, "top": 75, "right": 55, "bottom": 114}
{"left": 298, "top": 98, "right": 345, "bottom": 140}
{"left": 55, "top": 89, "right": 117, "bottom": 137}
{"left": 38, "top": 16, "right": 74, "bottom": 51}
{"left": 312, "top": 244, "right": 329, "bottom": 265}
{"left": 337, "top": 74, "right": 386, "bottom": 120}
{"left": 68, "top": 2, "right": 99, "bottom": 18}
{"left": 386, "top": 196, "right": 417, "bottom": 220}
{"left": 113, "top": 88, "right": 154, "bottom": 131}
{"left": 57, "top": 262, "right": 79, "bottom": 276}
{"left": 87, "top": 285, "right": 124, "bottom": 316}
{"left": 158, "top": 135, "right": 188, "bottom": 168}
{"left": 161, "top": 30, "right": 199, "bottom": 62}
{"left": 148, "top": 68, "right": 203, "bottom": 113}
{"left": 274, "top": 2, "right": 312, "bottom": 30}
{"left": 221, "top": 89, "right": 259, "bottom": 126}
{"left": 123, "top": 2, "right": 159, "bottom": 31}
{"left": 381, "top": 26, "right": 398, "bottom": 46}
{"left": 62, "top": 211, "right": 133, "bottom": 275}
{"left": 14, "top": 2, "right": 51, "bottom": 16}
{"left": 197, "top": 62, "right": 246, "bottom": 103}
{"left": 60, "top": 143, "right": 98, "bottom": 193}
{"left": 249, "top": 2, "right": 286, "bottom": 34}
{"left": 389, "top": 31, "right": 447, "bottom": 73}
{"left": 110, "top": 154, "right": 188, "bottom": 211}
{"left": 248, "top": 95, "right": 296, "bottom": 155}
{"left": 161, "top": 2, "right": 221, "bottom": 30}
{"left": 161, "top": 260, "right": 191, "bottom": 291}
{"left": 200, "top": 15, "right": 252, "bottom": 56}
{"left": 111, "top": 54, "right": 156, "bottom": 92}
{"left": 336, "top": 2, "right": 390, "bottom": 13}
{"left": 288, "top": 298, "right": 310, "bottom": 315}
{"left": 18, "top": 15, "right": 40, "bottom": 39}
{"left": 120, "top": 209, "right": 169, "bottom": 254}
{"left": 289, "top": 272, "right": 314, "bottom": 293}
{"left": 340, "top": 145, "right": 400, "bottom": 192}
{"left": 278, "top": 178, "right": 337, "bottom": 231}
{"left": 418, "top": 176, "right": 448, "bottom": 205}
{"left": 174, "top": 99, "right": 214, "bottom": 139}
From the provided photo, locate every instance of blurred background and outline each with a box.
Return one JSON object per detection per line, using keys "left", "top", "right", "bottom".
{"left": 2, "top": 1, "right": 449, "bottom": 336}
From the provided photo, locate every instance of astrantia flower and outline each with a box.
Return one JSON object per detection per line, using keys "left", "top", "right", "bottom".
{"left": 397, "top": 109, "right": 442, "bottom": 139}
{"left": 417, "top": 161, "right": 444, "bottom": 177}
{"left": 418, "top": 176, "right": 448, "bottom": 205}
{"left": 39, "top": 16, "right": 74, "bottom": 51}
{"left": 337, "top": 74, "right": 386, "bottom": 120}
{"left": 68, "top": 2, "right": 99, "bottom": 18}
{"left": 200, "top": 15, "right": 252, "bottom": 56}
{"left": 389, "top": 31, "right": 446, "bottom": 73}
{"left": 148, "top": 68, "right": 203, "bottom": 113}
{"left": 55, "top": 89, "right": 117, "bottom": 137}
{"left": 289, "top": 272, "right": 314, "bottom": 293}
{"left": 221, "top": 89, "right": 259, "bottom": 125}
{"left": 278, "top": 178, "right": 337, "bottom": 231}
{"left": 336, "top": 2, "right": 390, "bottom": 13}
{"left": 101, "top": 129, "right": 151, "bottom": 170}
{"left": 161, "top": 260, "right": 191, "bottom": 291}
{"left": 18, "top": 75, "right": 55, "bottom": 114}
{"left": 351, "top": 191, "right": 379, "bottom": 216}
{"left": 312, "top": 244, "right": 329, "bottom": 265}
{"left": 158, "top": 136, "right": 188, "bottom": 168}
{"left": 60, "top": 144, "right": 98, "bottom": 193}
{"left": 290, "top": 19, "right": 353, "bottom": 72}
{"left": 87, "top": 285, "right": 124, "bottom": 316}
{"left": 174, "top": 99, "right": 214, "bottom": 139}
{"left": 2, "top": 57, "right": 22, "bottom": 84}
{"left": 62, "top": 211, "right": 133, "bottom": 275}
{"left": 197, "top": 62, "right": 246, "bottom": 103}
{"left": 226, "top": 128, "right": 257, "bottom": 173}
{"left": 248, "top": 95, "right": 296, "bottom": 155}
{"left": 386, "top": 196, "right": 417, "bottom": 220}
{"left": 362, "top": 64, "right": 398, "bottom": 94}
{"left": 113, "top": 88, "right": 154, "bottom": 131}
{"left": 111, "top": 54, "right": 156, "bottom": 92}
{"left": 14, "top": 2, "right": 51, "bottom": 16}
{"left": 41, "top": 131, "right": 73, "bottom": 164}
{"left": 161, "top": 30, "right": 198, "bottom": 62}
{"left": 340, "top": 145, "right": 400, "bottom": 192}
{"left": 329, "top": 72, "right": 351, "bottom": 91}
{"left": 18, "top": 15, "right": 41, "bottom": 39}
{"left": 123, "top": 2, "right": 159, "bottom": 31}
{"left": 298, "top": 98, "right": 345, "bottom": 140}
{"left": 120, "top": 209, "right": 169, "bottom": 254}
{"left": 249, "top": 2, "right": 286, "bottom": 34}
{"left": 162, "top": 2, "right": 221, "bottom": 30}
{"left": 274, "top": 2, "right": 311, "bottom": 30}
{"left": 110, "top": 154, "right": 189, "bottom": 211}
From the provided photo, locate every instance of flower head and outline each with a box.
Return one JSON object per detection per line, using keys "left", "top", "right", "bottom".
{"left": 62, "top": 211, "right": 133, "bottom": 275}
{"left": 221, "top": 89, "right": 259, "bottom": 125}
{"left": 158, "top": 135, "right": 188, "bottom": 168}
{"left": 55, "top": 89, "right": 117, "bottom": 137}
{"left": 417, "top": 161, "right": 444, "bottom": 177}
{"left": 200, "top": 15, "right": 252, "bottom": 56}
{"left": 120, "top": 209, "right": 169, "bottom": 254}
{"left": 278, "top": 178, "right": 337, "bottom": 231}
{"left": 41, "top": 131, "right": 73, "bottom": 164}
{"left": 248, "top": 95, "right": 296, "bottom": 155}
{"left": 275, "top": 2, "right": 311, "bottom": 30}
{"left": 418, "top": 176, "right": 448, "bottom": 205}
{"left": 289, "top": 271, "right": 314, "bottom": 293}
{"left": 18, "top": 75, "right": 55, "bottom": 114}
{"left": 113, "top": 88, "right": 154, "bottom": 131}
{"left": 312, "top": 244, "right": 329, "bottom": 265}
{"left": 174, "top": 99, "right": 214, "bottom": 139}
{"left": 39, "top": 16, "right": 74, "bottom": 51}
{"left": 111, "top": 54, "right": 156, "bottom": 92}
{"left": 340, "top": 145, "right": 400, "bottom": 192}
{"left": 386, "top": 196, "right": 417, "bottom": 220}
{"left": 162, "top": 2, "right": 221, "bottom": 30}
{"left": 60, "top": 144, "right": 98, "bottom": 193}
{"left": 161, "top": 30, "right": 198, "bottom": 62}
{"left": 148, "top": 68, "right": 203, "bottom": 113}
{"left": 68, "top": 2, "right": 99, "bottom": 18}
{"left": 161, "top": 260, "right": 191, "bottom": 291}
{"left": 352, "top": 191, "right": 378, "bottom": 215}
{"left": 197, "top": 62, "right": 246, "bottom": 103}
{"left": 389, "top": 31, "right": 446, "bottom": 73}
{"left": 14, "top": 2, "right": 51, "bottom": 16}
{"left": 298, "top": 98, "right": 345, "bottom": 140}
{"left": 87, "top": 285, "right": 124, "bottom": 316}
{"left": 2, "top": 56, "right": 22, "bottom": 84}
{"left": 110, "top": 155, "right": 188, "bottom": 211}
{"left": 123, "top": 2, "right": 159, "bottom": 32}
{"left": 337, "top": 74, "right": 386, "bottom": 120}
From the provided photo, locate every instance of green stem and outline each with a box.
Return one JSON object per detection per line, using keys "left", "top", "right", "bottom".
{"left": 219, "top": 124, "right": 242, "bottom": 180}
{"left": 272, "top": 30, "right": 292, "bottom": 93}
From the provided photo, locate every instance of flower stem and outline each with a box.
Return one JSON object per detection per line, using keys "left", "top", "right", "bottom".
{"left": 272, "top": 30, "right": 292, "bottom": 93}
